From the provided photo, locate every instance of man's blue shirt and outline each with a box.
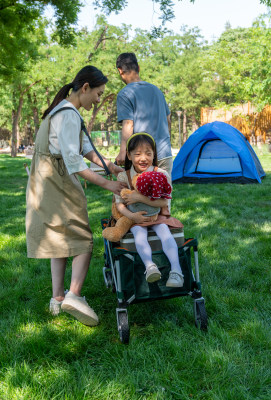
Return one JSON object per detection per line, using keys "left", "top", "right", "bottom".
{"left": 117, "top": 81, "right": 172, "bottom": 160}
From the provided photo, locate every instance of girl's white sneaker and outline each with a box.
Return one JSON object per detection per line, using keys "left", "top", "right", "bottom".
{"left": 166, "top": 272, "right": 184, "bottom": 288}
{"left": 145, "top": 264, "right": 161, "bottom": 283}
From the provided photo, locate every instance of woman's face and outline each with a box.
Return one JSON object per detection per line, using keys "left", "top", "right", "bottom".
{"left": 80, "top": 83, "right": 105, "bottom": 111}
{"left": 127, "top": 142, "right": 154, "bottom": 173}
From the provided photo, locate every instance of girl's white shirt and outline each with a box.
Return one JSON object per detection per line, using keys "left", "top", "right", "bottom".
{"left": 48, "top": 99, "right": 93, "bottom": 175}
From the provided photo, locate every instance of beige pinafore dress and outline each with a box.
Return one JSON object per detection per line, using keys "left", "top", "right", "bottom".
{"left": 26, "top": 113, "right": 93, "bottom": 258}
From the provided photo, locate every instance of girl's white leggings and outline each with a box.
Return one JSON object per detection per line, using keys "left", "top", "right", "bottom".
{"left": 130, "top": 223, "right": 182, "bottom": 273}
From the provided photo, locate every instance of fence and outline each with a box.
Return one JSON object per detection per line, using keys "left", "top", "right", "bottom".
{"left": 201, "top": 102, "right": 271, "bottom": 143}
{"left": 91, "top": 131, "right": 121, "bottom": 146}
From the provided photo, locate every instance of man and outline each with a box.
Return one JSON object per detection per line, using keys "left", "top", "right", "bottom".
{"left": 115, "top": 52, "right": 173, "bottom": 177}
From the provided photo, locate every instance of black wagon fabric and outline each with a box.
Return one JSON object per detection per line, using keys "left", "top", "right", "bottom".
{"left": 112, "top": 240, "right": 195, "bottom": 302}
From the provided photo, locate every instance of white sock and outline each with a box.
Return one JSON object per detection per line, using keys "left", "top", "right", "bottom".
{"left": 130, "top": 225, "right": 154, "bottom": 269}
{"left": 151, "top": 224, "right": 183, "bottom": 275}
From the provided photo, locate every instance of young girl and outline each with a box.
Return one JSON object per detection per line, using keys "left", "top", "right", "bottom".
{"left": 26, "top": 66, "right": 126, "bottom": 326}
{"left": 114, "top": 132, "right": 184, "bottom": 287}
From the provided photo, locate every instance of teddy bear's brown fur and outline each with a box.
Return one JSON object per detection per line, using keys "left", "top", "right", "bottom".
{"left": 102, "top": 175, "right": 158, "bottom": 242}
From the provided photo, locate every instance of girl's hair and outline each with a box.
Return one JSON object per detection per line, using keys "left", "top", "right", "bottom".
{"left": 42, "top": 66, "right": 108, "bottom": 119}
{"left": 125, "top": 133, "right": 158, "bottom": 170}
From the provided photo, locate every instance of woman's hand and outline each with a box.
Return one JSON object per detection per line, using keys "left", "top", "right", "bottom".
{"left": 121, "top": 190, "right": 142, "bottom": 205}
{"left": 131, "top": 211, "right": 151, "bottom": 224}
{"left": 107, "top": 180, "right": 127, "bottom": 196}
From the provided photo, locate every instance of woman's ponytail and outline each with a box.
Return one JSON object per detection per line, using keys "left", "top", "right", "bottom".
{"left": 42, "top": 82, "right": 74, "bottom": 119}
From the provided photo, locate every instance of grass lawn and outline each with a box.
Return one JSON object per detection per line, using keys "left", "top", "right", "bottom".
{"left": 0, "top": 152, "right": 270, "bottom": 400}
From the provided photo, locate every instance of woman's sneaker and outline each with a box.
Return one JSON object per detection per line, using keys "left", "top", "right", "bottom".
{"left": 49, "top": 289, "right": 68, "bottom": 316}
{"left": 166, "top": 272, "right": 184, "bottom": 288}
{"left": 145, "top": 264, "right": 161, "bottom": 283}
{"left": 61, "top": 291, "right": 99, "bottom": 326}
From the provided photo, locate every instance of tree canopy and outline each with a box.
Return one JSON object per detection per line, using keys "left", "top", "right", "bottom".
{"left": 1, "top": 2, "right": 271, "bottom": 156}
{"left": 2, "top": 11, "right": 271, "bottom": 154}
{"left": 0, "top": 0, "right": 81, "bottom": 76}
{"left": 1, "top": 0, "right": 269, "bottom": 76}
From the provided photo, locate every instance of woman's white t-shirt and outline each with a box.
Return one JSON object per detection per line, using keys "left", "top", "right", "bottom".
{"left": 49, "top": 99, "right": 93, "bottom": 175}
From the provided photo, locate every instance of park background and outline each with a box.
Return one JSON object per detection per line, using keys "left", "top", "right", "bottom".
{"left": 2, "top": 0, "right": 271, "bottom": 156}
{"left": 0, "top": 1, "right": 271, "bottom": 399}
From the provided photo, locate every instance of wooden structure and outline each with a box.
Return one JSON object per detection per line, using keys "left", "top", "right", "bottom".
{"left": 201, "top": 102, "right": 271, "bottom": 143}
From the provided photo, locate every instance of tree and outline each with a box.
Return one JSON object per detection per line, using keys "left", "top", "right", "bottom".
{"left": 0, "top": 0, "right": 81, "bottom": 76}
{"left": 137, "top": 25, "right": 213, "bottom": 143}
{"left": 1, "top": 0, "right": 199, "bottom": 77}
{"left": 5, "top": 16, "right": 132, "bottom": 156}
{"left": 3, "top": 10, "right": 271, "bottom": 155}
{"left": 205, "top": 18, "right": 271, "bottom": 107}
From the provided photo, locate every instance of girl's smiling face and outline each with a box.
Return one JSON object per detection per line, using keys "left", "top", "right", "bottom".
{"left": 127, "top": 142, "right": 154, "bottom": 173}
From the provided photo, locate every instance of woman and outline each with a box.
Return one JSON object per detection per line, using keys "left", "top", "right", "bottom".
{"left": 26, "top": 66, "right": 126, "bottom": 326}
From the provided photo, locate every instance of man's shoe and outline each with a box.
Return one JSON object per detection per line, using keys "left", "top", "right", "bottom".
{"left": 145, "top": 264, "right": 161, "bottom": 283}
{"left": 49, "top": 290, "right": 68, "bottom": 316}
{"left": 166, "top": 272, "right": 184, "bottom": 288}
{"left": 61, "top": 291, "right": 99, "bottom": 326}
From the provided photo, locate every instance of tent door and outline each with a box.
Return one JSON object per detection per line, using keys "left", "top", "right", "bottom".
{"left": 195, "top": 139, "right": 242, "bottom": 174}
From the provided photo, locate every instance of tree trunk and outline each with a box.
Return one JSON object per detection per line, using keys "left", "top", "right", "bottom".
{"left": 191, "top": 114, "right": 199, "bottom": 134}
{"left": 182, "top": 110, "right": 187, "bottom": 143}
{"left": 11, "top": 91, "right": 24, "bottom": 157}
{"left": 88, "top": 104, "right": 98, "bottom": 133}
{"left": 11, "top": 81, "right": 41, "bottom": 157}
{"left": 28, "top": 92, "right": 40, "bottom": 135}
{"left": 88, "top": 26, "right": 108, "bottom": 60}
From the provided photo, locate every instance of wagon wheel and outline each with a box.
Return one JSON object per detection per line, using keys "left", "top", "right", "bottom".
{"left": 194, "top": 300, "right": 208, "bottom": 331}
{"left": 103, "top": 267, "right": 112, "bottom": 288}
{"left": 117, "top": 310, "right": 130, "bottom": 344}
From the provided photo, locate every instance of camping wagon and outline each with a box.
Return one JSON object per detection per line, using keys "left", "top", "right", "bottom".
{"left": 101, "top": 218, "right": 208, "bottom": 344}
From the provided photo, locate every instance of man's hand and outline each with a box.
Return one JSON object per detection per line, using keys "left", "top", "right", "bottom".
{"left": 115, "top": 148, "right": 126, "bottom": 166}
{"left": 115, "top": 119, "right": 133, "bottom": 166}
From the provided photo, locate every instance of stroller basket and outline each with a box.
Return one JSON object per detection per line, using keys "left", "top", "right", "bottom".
{"left": 101, "top": 218, "right": 208, "bottom": 343}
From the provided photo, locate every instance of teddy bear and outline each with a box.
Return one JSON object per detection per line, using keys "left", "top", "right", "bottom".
{"left": 102, "top": 170, "right": 172, "bottom": 243}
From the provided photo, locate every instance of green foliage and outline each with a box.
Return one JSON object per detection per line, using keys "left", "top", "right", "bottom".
{"left": 2, "top": 12, "right": 271, "bottom": 148}
{"left": 49, "top": 0, "right": 81, "bottom": 44}
{"left": 0, "top": 0, "right": 81, "bottom": 77}
{"left": 93, "top": 0, "right": 129, "bottom": 15}
{"left": 204, "top": 15, "right": 271, "bottom": 108}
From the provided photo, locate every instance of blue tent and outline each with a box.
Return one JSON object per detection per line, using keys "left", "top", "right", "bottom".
{"left": 172, "top": 121, "right": 265, "bottom": 184}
